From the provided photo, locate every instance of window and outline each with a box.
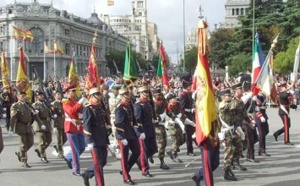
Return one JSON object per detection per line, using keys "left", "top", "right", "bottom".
{"left": 241, "top": 8, "right": 244, "bottom": 15}
{"left": 29, "top": 27, "right": 44, "bottom": 54}
{"left": 0, "top": 42, "right": 3, "bottom": 51}
{"left": 138, "top": 12, "right": 143, "bottom": 16}
{"left": 236, "top": 8, "right": 239, "bottom": 15}
{"left": 65, "top": 43, "right": 70, "bottom": 55}
{"left": 65, "top": 29, "right": 70, "bottom": 36}
{"left": 232, "top": 9, "right": 234, "bottom": 16}
{"left": 137, "top": 1, "right": 143, "bottom": 8}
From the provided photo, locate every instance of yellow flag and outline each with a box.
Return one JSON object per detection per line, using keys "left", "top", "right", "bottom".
{"left": 68, "top": 58, "right": 80, "bottom": 96}
{"left": 107, "top": 0, "right": 115, "bottom": 6}
{"left": 54, "top": 41, "right": 64, "bottom": 55}
{"left": 1, "top": 52, "right": 12, "bottom": 87}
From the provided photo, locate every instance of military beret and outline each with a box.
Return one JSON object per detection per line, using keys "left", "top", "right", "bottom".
{"left": 218, "top": 89, "right": 231, "bottom": 96}
{"left": 166, "top": 93, "right": 176, "bottom": 101}
{"left": 36, "top": 91, "right": 45, "bottom": 96}
{"left": 111, "top": 85, "right": 121, "bottom": 90}
{"left": 153, "top": 89, "right": 162, "bottom": 95}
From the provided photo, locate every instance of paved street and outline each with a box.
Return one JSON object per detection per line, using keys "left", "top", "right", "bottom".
{"left": 0, "top": 107, "right": 299, "bottom": 186}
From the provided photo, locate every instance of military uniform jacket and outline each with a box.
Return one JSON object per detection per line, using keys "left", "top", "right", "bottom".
{"left": 154, "top": 99, "right": 167, "bottom": 116}
{"left": 115, "top": 102, "right": 139, "bottom": 140}
{"left": 10, "top": 102, "right": 36, "bottom": 134}
{"left": 102, "top": 94, "right": 111, "bottom": 116}
{"left": 32, "top": 101, "right": 52, "bottom": 132}
{"left": 279, "top": 91, "right": 291, "bottom": 115}
{"left": 179, "top": 90, "right": 194, "bottom": 121}
{"left": 83, "top": 104, "right": 110, "bottom": 146}
{"left": 51, "top": 100, "right": 65, "bottom": 129}
{"left": 109, "top": 95, "right": 120, "bottom": 118}
{"left": 219, "top": 100, "right": 235, "bottom": 126}
{"left": 166, "top": 102, "right": 184, "bottom": 121}
{"left": 62, "top": 98, "right": 83, "bottom": 134}
{"left": 231, "top": 97, "right": 250, "bottom": 127}
{"left": 0, "top": 92, "right": 13, "bottom": 117}
{"left": 134, "top": 98, "right": 156, "bottom": 138}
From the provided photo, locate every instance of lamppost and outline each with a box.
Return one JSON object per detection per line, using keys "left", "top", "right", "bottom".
{"left": 182, "top": 0, "right": 186, "bottom": 72}
{"left": 174, "top": 42, "right": 179, "bottom": 64}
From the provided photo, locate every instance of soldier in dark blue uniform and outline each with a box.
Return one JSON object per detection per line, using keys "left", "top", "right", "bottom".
{"left": 134, "top": 86, "right": 157, "bottom": 177}
{"left": 273, "top": 83, "right": 294, "bottom": 145}
{"left": 254, "top": 92, "right": 270, "bottom": 156}
{"left": 81, "top": 87, "right": 110, "bottom": 186}
{"left": 179, "top": 74, "right": 196, "bottom": 156}
{"left": 115, "top": 87, "right": 141, "bottom": 185}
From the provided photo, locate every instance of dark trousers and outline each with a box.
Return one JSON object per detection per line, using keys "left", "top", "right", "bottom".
{"left": 36, "top": 131, "right": 52, "bottom": 158}
{"left": 243, "top": 124, "right": 256, "bottom": 159}
{"left": 143, "top": 135, "right": 157, "bottom": 158}
{"left": 185, "top": 125, "right": 195, "bottom": 154}
{"left": 84, "top": 146, "right": 107, "bottom": 186}
{"left": 257, "top": 122, "right": 269, "bottom": 153}
{"left": 274, "top": 114, "right": 291, "bottom": 143}
{"left": 194, "top": 138, "right": 220, "bottom": 186}
{"left": 137, "top": 138, "right": 149, "bottom": 174}
{"left": 0, "top": 127, "right": 3, "bottom": 154}
{"left": 17, "top": 132, "right": 34, "bottom": 163}
{"left": 120, "top": 139, "right": 140, "bottom": 180}
{"left": 55, "top": 128, "right": 67, "bottom": 155}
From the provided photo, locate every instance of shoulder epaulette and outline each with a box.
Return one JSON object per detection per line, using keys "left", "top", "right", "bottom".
{"left": 62, "top": 98, "right": 69, "bottom": 104}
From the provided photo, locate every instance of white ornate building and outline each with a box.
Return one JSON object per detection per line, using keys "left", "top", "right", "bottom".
{"left": 0, "top": 0, "right": 128, "bottom": 80}
{"left": 222, "top": 0, "right": 251, "bottom": 28}
{"left": 102, "top": 0, "right": 159, "bottom": 60}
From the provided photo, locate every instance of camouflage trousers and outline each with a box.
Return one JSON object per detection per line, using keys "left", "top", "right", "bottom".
{"left": 168, "top": 124, "right": 184, "bottom": 153}
{"left": 155, "top": 125, "right": 167, "bottom": 159}
{"left": 223, "top": 130, "right": 243, "bottom": 170}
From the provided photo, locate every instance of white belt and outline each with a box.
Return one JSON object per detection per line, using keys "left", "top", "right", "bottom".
{"left": 185, "top": 108, "right": 194, "bottom": 112}
{"left": 258, "top": 106, "right": 266, "bottom": 109}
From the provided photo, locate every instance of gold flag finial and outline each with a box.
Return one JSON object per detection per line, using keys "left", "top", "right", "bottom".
{"left": 271, "top": 33, "right": 280, "bottom": 50}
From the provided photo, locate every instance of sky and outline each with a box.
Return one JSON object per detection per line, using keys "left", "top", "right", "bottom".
{"left": 1, "top": 0, "right": 227, "bottom": 62}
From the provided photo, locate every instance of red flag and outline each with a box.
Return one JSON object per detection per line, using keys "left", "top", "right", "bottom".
{"left": 85, "top": 38, "right": 100, "bottom": 92}
{"left": 158, "top": 44, "right": 169, "bottom": 88}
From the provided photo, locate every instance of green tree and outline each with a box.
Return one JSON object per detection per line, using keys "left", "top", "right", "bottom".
{"left": 274, "top": 37, "right": 300, "bottom": 74}
{"left": 184, "top": 46, "right": 197, "bottom": 73}
{"left": 228, "top": 52, "right": 252, "bottom": 76}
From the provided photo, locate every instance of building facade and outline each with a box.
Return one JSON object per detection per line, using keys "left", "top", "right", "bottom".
{"left": 0, "top": 0, "right": 128, "bottom": 80}
{"left": 103, "top": 0, "right": 159, "bottom": 60}
{"left": 222, "top": 0, "right": 251, "bottom": 28}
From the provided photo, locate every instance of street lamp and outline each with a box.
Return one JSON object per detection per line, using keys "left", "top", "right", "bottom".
{"left": 174, "top": 42, "right": 179, "bottom": 64}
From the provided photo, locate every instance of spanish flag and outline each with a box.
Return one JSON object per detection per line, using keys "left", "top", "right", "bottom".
{"left": 54, "top": 41, "right": 64, "bottom": 55}
{"left": 44, "top": 42, "right": 53, "bottom": 54}
{"left": 194, "top": 20, "right": 217, "bottom": 146}
{"left": 156, "top": 43, "right": 170, "bottom": 88}
{"left": 107, "top": 0, "right": 115, "bottom": 6}
{"left": 12, "top": 26, "right": 34, "bottom": 42}
{"left": 16, "top": 45, "right": 32, "bottom": 99}
{"left": 1, "top": 52, "right": 12, "bottom": 87}
{"left": 68, "top": 57, "right": 80, "bottom": 96}
{"left": 85, "top": 33, "right": 100, "bottom": 92}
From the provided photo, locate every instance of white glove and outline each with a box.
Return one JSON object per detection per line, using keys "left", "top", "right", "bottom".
{"left": 3, "top": 108, "right": 6, "bottom": 111}
{"left": 52, "top": 127, "right": 57, "bottom": 134}
{"left": 140, "top": 133, "right": 146, "bottom": 140}
{"left": 2, "top": 113, "right": 7, "bottom": 118}
{"left": 34, "top": 110, "right": 39, "bottom": 115}
{"left": 86, "top": 143, "right": 93, "bottom": 151}
{"left": 122, "top": 139, "right": 128, "bottom": 146}
{"left": 78, "top": 113, "right": 83, "bottom": 119}
{"left": 78, "top": 97, "right": 87, "bottom": 105}
{"left": 106, "top": 125, "right": 112, "bottom": 129}
{"left": 260, "top": 116, "right": 266, "bottom": 123}
{"left": 241, "top": 92, "right": 253, "bottom": 104}
{"left": 52, "top": 114, "right": 57, "bottom": 119}
{"left": 252, "top": 96, "right": 257, "bottom": 101}
{"left": 191, "top": 108, "right": 195, "bottom": 113}
{"left": 177, "top": 113, "right": 182, "bottom": 118}
{"left": 251, "top": 120, "right": 256, "bottom": 126}
{"left": 236, "top": 126, "right": 245, "bottom": 140}
{"left": 41, "top": 124, "right": 46, "bottom": 130}
{"left": 152, "top": 119, "right": 158, "bottom": 123}
{"left": 169, "top": 120, "right": 175, "bottom": 127}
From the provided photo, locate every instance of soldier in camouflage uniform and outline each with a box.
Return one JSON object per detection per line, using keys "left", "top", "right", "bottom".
{"left": 51, "top": 91, "right": 66, "bottom": 158}
{"left": 219, "top": 88, "right": 244, "bottom": 181}
{"left": 153, "top": 88, "right": 169, "bottom": 170}
{"left": 102, "top": 85, "right": 110, "bottom": 117}
{"left": 32, "top": 91, "right": 52, "bottom": 163}
{"left": 166, "top": 93, "right": 185, "bottom": 163}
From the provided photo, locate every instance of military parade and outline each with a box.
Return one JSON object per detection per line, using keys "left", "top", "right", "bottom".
{"left": 0, "top": 0, "right": 300, "bottom": 186}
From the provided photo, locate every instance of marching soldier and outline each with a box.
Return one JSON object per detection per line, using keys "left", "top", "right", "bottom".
{"left": 134, "top": 86, "right": 157, "bottom": 177}
{"left": 273, "top": 83, "right": 295, "bottom": 145}
{"left": 62, "top": 85, "right": 87, "bottom": 176}
{"left": 179, "top": 75, "right": 196, "bottom": 156}
{"left": 109, "top": 85, "right": 121, "bottom": 158}
{"left": 0, "top": 85, "right": 13, "bottom": 131}
{"left": 51, "top": 91, "right": 66, "bottom": 158}
{"left": 81, "top": 87, "right": 110, "bottom": 186}
{"left": 153, "top": 88, "right": 169, "bottom": 170}
{"left": 218, "top": 89, "right": 239, "bottom": 181}
{"left": 10, "top": 91, "right": 40, "bottom": 167}
{"left": 115, "top": 87, "right": 141, "bottom": 185}
{"left": 254, "top": 92, "right": 271, "bottom": 156}
{"left": 32, "top": 91, "right": 52, "bottom": 163}
{"left": 102, "top": 85, "right": 110, "bottom": 117}
{"left": 165, "top": 93, "right": 185, "bottom": 163}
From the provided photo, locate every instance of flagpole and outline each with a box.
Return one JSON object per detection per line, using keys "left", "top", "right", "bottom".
{"left": 54, "top": 40, "right": 56, "bottom": 79}
{"left": 43, "top": 41, "right": 46, "bottom": 81}
{"left": 182, "top": 0, "right": 186, "bottom": 72}
{"left": 252, "top": 0, "right": 255, "bottom": 55}
{"left": 10, "top": 36, "right": 13, "bottom": 81}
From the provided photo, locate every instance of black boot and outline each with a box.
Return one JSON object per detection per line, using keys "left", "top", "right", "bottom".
{"left": 167, "top": 151, "right": 174, "bottom": 161}
{"left": 149, "top": 156, "right": 154, "bottom": 164}
{"left": 233, "top": 161, "right": 247, "bottom": 171}
{"left": 224, "top": 169, "right": 237, "bottom": 181}
{"left": 159, "top": 157, "right": 169, "bottom": 170}
{"left": 172, "top": 152, "right": 182, "bottom": 163}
